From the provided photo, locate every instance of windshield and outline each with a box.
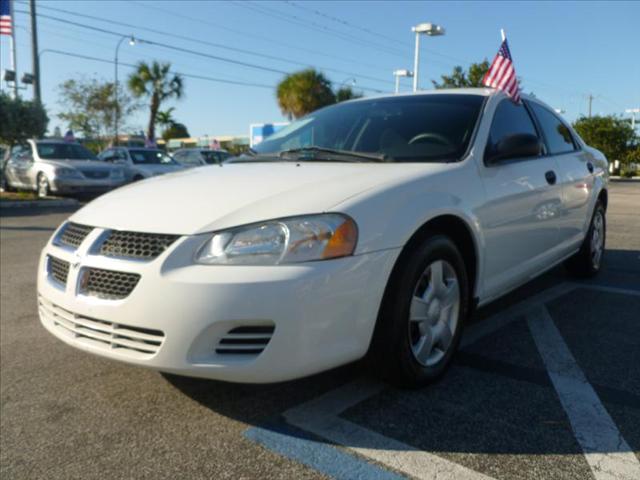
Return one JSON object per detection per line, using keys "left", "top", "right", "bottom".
{"left": 129, "top": 149, "right": 176, "bottom": 165}
{"left": 252, "top": 94, "right": 485, "bottom": 163}
{"left": 36, "top": 143, "right": 97, "bottom": 160}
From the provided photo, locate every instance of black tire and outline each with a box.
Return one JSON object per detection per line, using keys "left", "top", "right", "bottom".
{"left": 37, "top": 172, "right": 50, "bottom": 198}
{"left": 565, "top": 201, "right": 606, "bottom": 277}
{"left": 132, "top": 175, "right": 144, "bottom": 182}
{"left": 369, "top": 234, "right": 470, "bottom": 388}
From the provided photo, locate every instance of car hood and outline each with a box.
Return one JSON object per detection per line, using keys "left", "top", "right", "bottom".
{"left": 41, "top": 159, "right": 116, "bottom": 170}
{"left": 71, "top": 162, "right": 447, "bottom": 235}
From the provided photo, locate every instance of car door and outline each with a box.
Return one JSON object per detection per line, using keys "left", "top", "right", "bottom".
{"left": 4, "top": 147, "right": 26, "bottom": 188}
{"left": 476, "top": 98, "right": 564, "bottom": 300}
{"left": 17, "top": 144, "right": 36, "bottom": 187}
{"left": 527, "top": 101, "right": 593, "bottom": 251}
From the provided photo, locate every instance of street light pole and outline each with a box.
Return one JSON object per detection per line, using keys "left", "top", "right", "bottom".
{"left": 411, "top": 23, "right": 445, "bottom": 92}
{"left": 412, "top": 32, "right": 420, "bottom": 92}
{"left": 393, "top": 69, "right": 413, "bottom": 94}
{"left": 114, "top": 35, "right": 136, "bottom": 146}
{"left": 626, "top": 108, "right": 639, "bottom": 131}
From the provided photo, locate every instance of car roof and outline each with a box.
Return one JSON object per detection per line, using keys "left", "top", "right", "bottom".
{"left": 345, "top": 87, "right": 534, "bottom": 103}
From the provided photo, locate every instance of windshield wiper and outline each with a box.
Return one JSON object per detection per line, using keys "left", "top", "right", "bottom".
{"left": 278, "top": 146, "right": 390, "bottom": 163}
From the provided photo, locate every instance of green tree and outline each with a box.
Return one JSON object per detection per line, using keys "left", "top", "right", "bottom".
{"left": 57, "top": 77, "right": 137, "bottom": 140}
{"left": 276, "top": 68, "right": 335, "bottom": 119}
{"left": 572, "top": 115, "right": 637, "bottom": 164}
{"left": 0, "top": 92, "right": 48, "bottom": 186}
{"left": 0, "top": 92, "right": 49, "bottom": 153}
{"left": 156, "top": 107, "right": 175, "bottom": 132}
{"left": 128, "top": 61, "right": 184, "bottom": 141}
{"left": 335, "top": 86, "right": 363, "bottom": 103}
{"left": 432, "top": 60, "right": 490, "bottom": 89}
{"left": 161, "top": 122, "right": 190, "bottom": 141}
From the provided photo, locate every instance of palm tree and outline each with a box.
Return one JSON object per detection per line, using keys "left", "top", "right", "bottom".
{"left": 128, "top": 61, "right": 184, "bottom": 140}
{"left": 156, "top": 108, "right": 175, "bottom": 130}
{"left": 276, "top": 69, "right": 335, "bottom": 120}
{"left": 335, "top": 87, "right": 363, "bottom": 103}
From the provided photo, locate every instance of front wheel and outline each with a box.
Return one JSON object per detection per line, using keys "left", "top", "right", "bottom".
{"left": 369, "top": 235, "right": 469, "bottom": 387}
{"left": 37, "top": 173, "right": 50, "bottom": 198}
{"left": 565, "top": 201, "right": 606, "bottom": 277}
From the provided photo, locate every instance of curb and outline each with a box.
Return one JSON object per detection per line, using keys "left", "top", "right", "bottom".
{"left": 0, "top": 198, "right": 79, "bottom": 209}
{"left": 610, "top": 177, "right": 640, "bottom": 182}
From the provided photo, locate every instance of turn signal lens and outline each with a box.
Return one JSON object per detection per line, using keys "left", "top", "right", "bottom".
{"left": 322, "top": 218, "right": 358, "bottom": 259}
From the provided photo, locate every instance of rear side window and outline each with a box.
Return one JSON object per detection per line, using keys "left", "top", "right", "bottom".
{"left": 487, "top": 100, "right": 538, "bottom": 152}
{"left": 528, "top": 102, "right": 576, "bottom": 154}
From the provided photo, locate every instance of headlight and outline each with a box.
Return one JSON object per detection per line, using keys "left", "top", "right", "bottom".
{"left": 194, "top": 214, "right": 358, "bottom": 265}
{"left": 55, "top": 167, "right": 81, "bottom": 178}
{"left": 110, "top": 168, "right": 125, "bottom": 179}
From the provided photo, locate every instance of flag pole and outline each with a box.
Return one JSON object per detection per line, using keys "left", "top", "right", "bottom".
{"left": 10, "top": 0, "right": 18, "bottom": 98}
{"left": 500, "top": 29, "right": 506, "bottom": 42}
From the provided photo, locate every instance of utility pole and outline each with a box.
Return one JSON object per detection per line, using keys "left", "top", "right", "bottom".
{"left": 587, "top": 94, "right": 594, "bottom": 118}
{"left": 29, "top": 0, "right": 41, "bottom": 103}
{"left": 625, "top": 108, "right": 639, "bottom": 131}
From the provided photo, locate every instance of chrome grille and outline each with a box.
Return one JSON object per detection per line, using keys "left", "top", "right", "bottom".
{"left": 81, "top": 267, "right": 140, "bottom": 300}
{"left": 216, "top": 325, "right": 275, "bottom": 355}
{"left": 81, "top": 170, "right": 109, "bottom": 179}
{"left": 99, "top": 230, "right": 179, "bottom": 260}
{"left": 59, "top": 222, "right": 93, "bottom": 249}
{"left": 48, "top": 256, "right": 70, "bottom": 286}
{"left": 39, "top": 297, "right": 164, "bottom": 358}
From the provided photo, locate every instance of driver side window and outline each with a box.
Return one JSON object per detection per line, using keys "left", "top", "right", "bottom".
{"left": 486, "top": 100, "right": 540, "bottom": 159}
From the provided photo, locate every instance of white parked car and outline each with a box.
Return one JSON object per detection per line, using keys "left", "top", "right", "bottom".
{"left": 97, "top": 147, "right": 184, "bottom": 182}
{"left": 4, "top": 140, "right": 126, "bottom": 197}
{"left": 37, "top": 89, "right": 608, "bottom": 386}
{"left": 172, "top": 148, "right": 231, "bottom": 167}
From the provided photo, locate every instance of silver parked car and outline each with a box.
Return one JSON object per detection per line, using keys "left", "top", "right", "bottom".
{"left": 97, "top": 147, "right": 185, "bottom": 181}
{"left": 172, "top": 148, "right": 230, "bottom": 167}
{"left": 4, "top": 140, "right": 126, "bottom": 197}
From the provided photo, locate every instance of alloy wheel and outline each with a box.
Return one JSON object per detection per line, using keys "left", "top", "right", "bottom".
{"left": 591, "top": 210, "right": 604, "bottom": 269}
{"left": 408, "top": 259, "right": 460, "bottom": 367}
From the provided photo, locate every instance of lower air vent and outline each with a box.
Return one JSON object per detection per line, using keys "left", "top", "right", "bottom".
{"left": 216, "top": 325, "right": 275, "bottom": 355}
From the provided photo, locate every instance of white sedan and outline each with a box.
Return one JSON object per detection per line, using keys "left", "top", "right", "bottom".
{"left": 37, "top": 89, "right": 608, "bottom": 387}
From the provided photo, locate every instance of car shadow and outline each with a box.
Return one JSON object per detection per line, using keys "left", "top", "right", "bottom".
{"left": 162, "top": 249, "right": 639, "bottom": 461}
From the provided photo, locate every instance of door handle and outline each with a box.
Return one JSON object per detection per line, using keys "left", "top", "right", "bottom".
{"left": 587, "top": 162, "right": 594, "bottom": 173}
{"left": 545, "top": 170, "right": 557, "bottom": 185}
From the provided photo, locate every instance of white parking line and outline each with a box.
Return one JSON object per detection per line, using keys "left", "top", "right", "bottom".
{"left": 284, "top": 378, "right": 495, "bottom": 480}
{"left": 528, "top": 306, "right": 640, "bottom": 480}
{"left": 275, "top": 281, "right": 638, "bottom": 479}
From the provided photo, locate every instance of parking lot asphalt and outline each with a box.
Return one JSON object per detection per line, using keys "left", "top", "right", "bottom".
{"left": 1, "top": 182, "right": 638, "bottom": 480}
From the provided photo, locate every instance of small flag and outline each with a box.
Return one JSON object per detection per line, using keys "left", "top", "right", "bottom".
{"left": 482, "top": 36, "right": 521, "bottom": 103}
{"left": 63, "top": 130, "right": 75, "bottom": 143}
{"left": 0, "top": 0, "right": 12, "bottom": 36}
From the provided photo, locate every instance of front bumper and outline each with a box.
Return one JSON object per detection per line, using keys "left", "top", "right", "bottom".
{"left": 37, "top": 228, "right": 400, "bottom": 383}
{"left": 50, "top": 177, "right": 126, "bottom": 194}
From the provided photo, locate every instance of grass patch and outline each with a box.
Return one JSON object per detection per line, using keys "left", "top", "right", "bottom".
{"left": 0, "top": 190, "right": 43, "bottom": 201}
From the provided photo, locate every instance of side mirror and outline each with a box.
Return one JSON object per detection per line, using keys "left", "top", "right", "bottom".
{"left": 486, "top": 133, "right": 542, "bottom": 164}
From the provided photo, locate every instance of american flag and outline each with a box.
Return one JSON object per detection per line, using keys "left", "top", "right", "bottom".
{"left": 482, "top": 38, "right": 521, "bottom": 103}
{"left": 0, "top": 0, "right": 12, "bottom": 36}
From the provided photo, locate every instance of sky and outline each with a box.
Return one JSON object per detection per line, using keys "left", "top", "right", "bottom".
{"left": 1, "top": 0, "right": 638, "bottom": 138}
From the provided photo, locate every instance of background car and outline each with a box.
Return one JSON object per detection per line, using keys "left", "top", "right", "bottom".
{"left": 172, "top": 148, "right": 231, "bottom": 167}
{"left": 3, "top": 140, "right": 126, "bottom": 198}
{"left": 98, "top": 147, "right": 185, "bottom": 182}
